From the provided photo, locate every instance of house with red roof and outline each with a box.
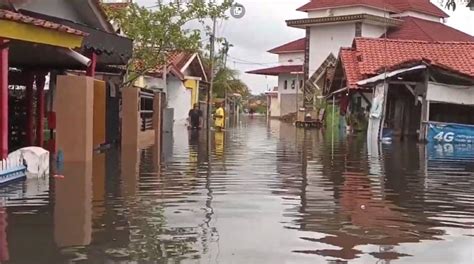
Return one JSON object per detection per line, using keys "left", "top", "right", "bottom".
{"left": 248, "top": 0, "right": 473, "bottom": 120}
{"left": 327, "top": 37, "right": 474, "bottom": 141}
{"left": 247, "top": 39, "right": 305, "bottom": 117}
{"left": 134, "top": 52, "right": 208, "bottom": 126}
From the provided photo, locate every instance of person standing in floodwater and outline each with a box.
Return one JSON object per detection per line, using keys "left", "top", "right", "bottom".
{"left": 188, "top": 103, "right": 203, "bottom": 130}
{"left": 214, "top": 102, "right": 225, "bottom": 131}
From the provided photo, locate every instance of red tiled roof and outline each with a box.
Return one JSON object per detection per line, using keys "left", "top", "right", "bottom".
{"left": 339, "top": 48, "right": 361, "bottom": 88}
{"left": 246, "top": 65, "right": 304, "bottom": 76}
{"left": 168, "top": 52, "right": 195, "bottom": 70}
{"left": 268, "top": 38, "right": 306, "bottom": 54}
{"left": 297, "top": 0, "right": 398, "bottom": 12}
{"left": 297, "top": 0, "right": 447, "bottom": 18}
{"left": 148, "top": 52, "right": 200, "bottom": 80}
{"left": 386, "top": 0, "right": 448, "bottom": 18}
{"left": 340, "top": 38, "right": 474, "bottom": 88}
{"left": 0, "top": 9, "right": 86, "bottom": 36}
{"left": 387, "top": 16, "right": 474, "bottom": 42}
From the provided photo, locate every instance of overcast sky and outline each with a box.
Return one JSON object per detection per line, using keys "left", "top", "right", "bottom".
{"left": 136, "top": 0, "right": 474, "bottom": 94}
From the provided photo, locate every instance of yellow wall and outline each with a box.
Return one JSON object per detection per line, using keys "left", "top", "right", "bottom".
{"left": 184, "top": 79, "right": 199, "bottom": 106}
{"left": 0, "top": 20, "right": 83, "bottom": 49}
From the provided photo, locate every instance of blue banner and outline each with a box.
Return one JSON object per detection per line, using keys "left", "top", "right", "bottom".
{"left": 427, "top": 122, "right": 474, "bottom": 144}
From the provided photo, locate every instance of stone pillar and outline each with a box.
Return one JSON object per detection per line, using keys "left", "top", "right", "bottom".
{"left": 55, "top": 76, "right": 94, "bottom": 162}
{"left": 121, "top": 87, "right": 139, "bottom": 149}
{"left": 153, "top": 92, "right": 162, "bottom": 172}
{"left": 54, "top": 161, "right": 92, "bottom": 247}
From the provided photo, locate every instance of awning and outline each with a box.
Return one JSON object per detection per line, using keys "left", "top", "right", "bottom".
{"left": 356, "top": 65, "right": 426, "bottom": 86}
{"left": 0, "top": 9, "right": 85, "bottom": 49}
{"left": 247, "top": 65, "right": 303, "bottom": 76}
{"left": 20, "top": 10, "right": 133, "bottom": 67}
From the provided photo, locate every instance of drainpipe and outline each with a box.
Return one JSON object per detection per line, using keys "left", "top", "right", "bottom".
{"left": 59, "top": 49, "right": 92, "bottom": 67}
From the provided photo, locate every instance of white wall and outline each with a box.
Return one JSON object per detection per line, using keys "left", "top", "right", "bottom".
{"left": 269, "top": 96, "right": 280, "bottom": 117}
{"left": 278, "top": 74, "right": 302, "bottom": 95}
{"left": 278, "top": 53, "right": 304, "bottom": 65}
{"left": 309, "top": 23, "right": 356, "bottom": 75}
{"left": 308, "top": 6, "right": 390, "bottom": 18}
{"left": 391, "top": 11, "right": 441, "bottom": 22}
{"left": 167, "top": 76, "right": 192, "bottom": 126}
{"left": 144, "top": 76, "right": 165, "bottom": 91}
{"left": 362, "top": 23, "right": 386, "bottom": 38}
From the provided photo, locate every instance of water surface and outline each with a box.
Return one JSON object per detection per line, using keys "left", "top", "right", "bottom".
{"left": 1, "top": 117, "right": 473, "bottom": 263}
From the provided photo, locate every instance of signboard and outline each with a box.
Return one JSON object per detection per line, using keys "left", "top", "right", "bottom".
{"left": 426, "top": 122, "right": 474, "bottom": 143}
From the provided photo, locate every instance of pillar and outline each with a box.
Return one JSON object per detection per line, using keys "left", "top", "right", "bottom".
{"left": 55, "top": 76, "right": 94, "bottom": 162}
{"left": 121, "top": 87, "right": 139, "bottom": 149}
{"left": 86, "top": 51, "right": 97, "bottom": 78}
{"left": 35, "top": 74, "right": 46, "bottom": 147}
{"left": 0, "top": 39, "right": 8, "bottom": 159}
{"left": 25, "top": 72, "right": 34, "bottom": 146}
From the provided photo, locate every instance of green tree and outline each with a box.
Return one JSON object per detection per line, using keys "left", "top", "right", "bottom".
{"left": 104, "top": 0, "right": 234, "bottom": 87}
{"left": 213, "top": 67, "right": 250, "bottom": 98}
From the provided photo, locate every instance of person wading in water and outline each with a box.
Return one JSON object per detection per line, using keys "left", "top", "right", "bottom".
{"left": 214, "top": 102, "right": 225, "bottom": 131}
{"left": 188, "top": 103, "right": 203, "bottom": 130}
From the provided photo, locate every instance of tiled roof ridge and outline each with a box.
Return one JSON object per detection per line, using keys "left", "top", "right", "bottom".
{"left": 409, "top": 17, "right": 434, "bottom": 42}
{"left": 355, "top": 37, "right": 474, "bottom": 45}
{"left": 0, "top": 8, "right": 87, "bottom": 36}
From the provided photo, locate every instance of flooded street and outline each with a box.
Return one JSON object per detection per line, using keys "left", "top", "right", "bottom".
{"left": 1, "top": 117, "right": 474, "bottom": 263}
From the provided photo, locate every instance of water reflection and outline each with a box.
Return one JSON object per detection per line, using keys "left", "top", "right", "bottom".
{"left": 1, "top": 118, "right": 473, "bottom": 263}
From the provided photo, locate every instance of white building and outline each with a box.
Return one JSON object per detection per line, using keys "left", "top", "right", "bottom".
{"left": 247, "top": 38, "right": 305, "bottom": 117}
{"left": 135, "top": 52, "right": 208, "bottom": 126}
{"left": 249, "top": 0, "right": 473, "bottom": 118}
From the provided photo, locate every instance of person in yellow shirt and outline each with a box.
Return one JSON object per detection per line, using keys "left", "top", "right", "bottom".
{"left": 214, "top": 102, "right": 225, "bottom": 131}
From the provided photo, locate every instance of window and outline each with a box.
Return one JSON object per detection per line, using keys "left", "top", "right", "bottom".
{"left": 300, "top": 80, "right": 303, "bottom": 89}
{"left": 291, "top": 80, "right": 296, "bottom": 89}
{"left": 284, "top": 80, "right": 288, "bottom": 90}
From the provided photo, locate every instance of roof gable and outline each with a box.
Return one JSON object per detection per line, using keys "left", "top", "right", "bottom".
{"left": 268, "top": 38, "right": 306, "bottom": 54}
{"left": 149, "top": 52, "right": 208, "bottom": 81}
{"left": 387, "top": 16, "right": 474, "bottom": 42}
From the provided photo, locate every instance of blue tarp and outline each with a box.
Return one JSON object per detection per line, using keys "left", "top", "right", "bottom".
{"left": 426, "top": 122, "right": 474, "bottom": 144}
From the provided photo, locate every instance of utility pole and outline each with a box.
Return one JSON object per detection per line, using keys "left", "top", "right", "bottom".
{"left": 222, "top": 39, "right": 231, "bottom": 127}
{"left": 207, "top": 13, "right": 216, "bottom": 132}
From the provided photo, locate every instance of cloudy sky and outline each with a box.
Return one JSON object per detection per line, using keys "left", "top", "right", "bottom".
{"left": 137, "top": 0, "right": 474, "bottom": 94}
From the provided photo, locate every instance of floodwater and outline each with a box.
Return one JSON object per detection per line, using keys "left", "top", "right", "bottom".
{"left": 1, "top": 117, "right": 474, "bottom": 263}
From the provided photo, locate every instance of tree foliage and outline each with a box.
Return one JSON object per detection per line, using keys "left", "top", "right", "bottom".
{"left": 104, "top": 0, "right": 234, "bottom": 86}
{"left": 201, "top": 49, "right": 250, "bottom": 99}
{"left": 213, "top": 67, "right": 250, "bottom": 98}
